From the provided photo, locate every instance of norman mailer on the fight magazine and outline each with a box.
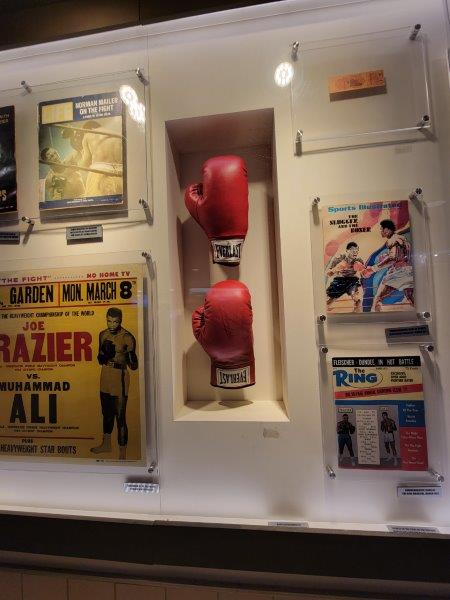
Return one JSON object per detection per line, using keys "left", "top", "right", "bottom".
{"left": 322, "top": 199, "right": 415, "bottom": 314}
{"left": 38, "top": 91, "right": 126, "bottom": 211}
{"left": 333, "top": 356, "right": 428, "bottom": 470}
{"left": 0, "top": 265, "right": 145, "bottom": 463}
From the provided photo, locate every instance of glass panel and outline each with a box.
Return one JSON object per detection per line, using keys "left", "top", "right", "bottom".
{"left": 291, "top": 27, "right": 431, "bottom": 153}
{"left": 0, "top": 250, "right": 157, "bottom": 476}
{"left": 0, "top": 69, "right": 151, "bottom": 224}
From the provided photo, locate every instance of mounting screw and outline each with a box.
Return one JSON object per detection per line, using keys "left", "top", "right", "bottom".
{"left": 320, "top": 346, "right": 329, "bottom": 354}
{"left": 139, "top": 198, "right": 149, "bottom": 209}
{"left": 317, "top": 314, "right": 327, "bottom": 323}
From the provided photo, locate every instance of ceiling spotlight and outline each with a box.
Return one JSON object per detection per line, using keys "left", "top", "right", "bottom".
{"left": 274, "top": 62, "right": 294, "bottom": 87}
{"left": 128, "top": 101, "right": 146, "bottom": 124}
{"left": 119, "top": 84, "right": 138, "bottom": 106}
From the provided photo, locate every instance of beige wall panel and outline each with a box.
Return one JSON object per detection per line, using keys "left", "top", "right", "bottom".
{"left": 23, "top": 574, "right": 67, "bottom": 600}
{"left": 167, "top": 586, "right": 218, "bottom": 600}
{"left": 219, "top": 593, "right": 274, "bottom": 600}
{"left": 68, "top": 579, "right": 114, "bottom": 600}
{"left": 116, "top": 583, "right": 165, "bottom": 600}
{"left": 0, "top": 570, "right": 22, "bottom": 600}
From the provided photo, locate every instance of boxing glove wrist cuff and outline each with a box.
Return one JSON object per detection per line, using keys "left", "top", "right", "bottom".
{"left": 211, "top": 362, "right": 255, "bottom": 389}
{"left": 211, "top": 238, "right": 244, "bottom": 265}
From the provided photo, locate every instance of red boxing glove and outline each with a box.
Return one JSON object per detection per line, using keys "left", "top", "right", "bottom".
{"left": 192, "top": 280, "right": 255, "bottom": 388}
{"left": 185, "top": 155, "right": 248, "bottom": 266}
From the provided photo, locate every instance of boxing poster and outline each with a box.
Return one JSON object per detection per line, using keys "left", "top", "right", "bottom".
{"left": 322, "top": 200, "right": 415, "bottom": 313}
{"left": 38, "top": 91, "right": 126, "bottom": 210}
{"left": 333, "top": 356, "right": 428, "bottom": 470}
{"left": 0, "top": 264, "right": 145, "bottom": 463}
{"left": 0, "top": 106, "right": 17, "bottom": 214}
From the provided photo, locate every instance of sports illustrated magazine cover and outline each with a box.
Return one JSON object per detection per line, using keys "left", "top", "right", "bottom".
{"left": 332, "top": 356, "right": 428, "bottom": 470}
{"left": 322, "top": 200, "right": 415, "bottom": 313}
{"left": 0, "top": 265, "right": 145, "bottom": 463}
{"left": 0, "top": 106, "right": 17, "bottom": 214}
{"left": 38, "top": 92, "right": 126, "bottom": 210}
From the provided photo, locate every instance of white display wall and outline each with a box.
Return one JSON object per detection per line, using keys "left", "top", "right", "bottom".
{"left": 0, "top": 0, "right": 449, "bottom": 531}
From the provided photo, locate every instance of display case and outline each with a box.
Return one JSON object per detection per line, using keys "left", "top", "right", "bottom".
{"left": 0, "top": 0, "right": 449, "bottom": 572}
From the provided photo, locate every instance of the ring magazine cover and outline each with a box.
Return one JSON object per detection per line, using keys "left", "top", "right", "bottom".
{"left": 38, "top": 91, "right": 126, "bottom": 211}
{"left": 0, "top": 265, "right": 145, "bottom": 463}
{"left": 322, "top": 200, "right": 415, "bottom": 313}
{"left": 333, "top": 356, "right": 428, "bottom": 470}
{"left": 0, "top": 105, "right": 17, "bottom": 214}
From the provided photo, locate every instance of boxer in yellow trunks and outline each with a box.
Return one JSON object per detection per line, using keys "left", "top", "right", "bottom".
{"left": 91, "top": 307, "right": 138, "bottom": 460}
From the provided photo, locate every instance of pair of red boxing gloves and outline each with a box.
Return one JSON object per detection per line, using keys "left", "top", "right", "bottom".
{"left": 185, "top": 156, "right": 255, "bottom": 389}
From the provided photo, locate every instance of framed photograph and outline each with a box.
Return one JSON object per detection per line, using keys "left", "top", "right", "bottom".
{"left": 0, "top": 264, "right": 145, "bottom": 464}
{"left": 38, "top": 91, "right": 126, "bottom": 211}
{"left": 333, "top": 356, "right": 428, "bottom": 470}
{"left": 322, "top": 199, "right": 415, "bottom": 314}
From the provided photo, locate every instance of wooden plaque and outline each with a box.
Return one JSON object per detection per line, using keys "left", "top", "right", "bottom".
{"left": 328, "top": 69, "right": 386, "bottom": 101}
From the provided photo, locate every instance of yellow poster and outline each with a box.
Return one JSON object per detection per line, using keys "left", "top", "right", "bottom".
{"left": 0, "top": 264, "right": 145, "bottom": 464}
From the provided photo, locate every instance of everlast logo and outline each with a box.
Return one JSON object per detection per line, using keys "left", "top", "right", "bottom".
{"left": 212, "top": 239, "right": 243, "bottom": 263}
{"left": 216, "top": 366, "right": 250, "bottom": 388}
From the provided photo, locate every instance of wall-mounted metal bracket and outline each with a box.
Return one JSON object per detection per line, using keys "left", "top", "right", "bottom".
{"left": 417, "top": 115, "right": 430, "bottom": 129}
{"left": 139, "top": 197, "right": 153, "bottom": 224}
{"left": 21, "top": 216, "right": 34, "bottom": 225}
{"left": 142, "top": 250, "right": 156, "bottom": 279}
{"left": 20, "top": 80, "right": 32, "bottom": 93}
{"left": 421, "top": 343, "right": 434, "bottom": 353}
{"left": 429, "top": 468, "right": 445, "bottom": 483}
{"left": 418, "top": 310, "right": 431, "bottom": 320}
{"left": 136, "top": 68, "right": 149, "bottom": 86}
{"left": 409, "top": 187, "right": 423, "bottom": 202}
{"left": 319, "top": 345, "right": 329, "bottom": 355}
{"left": 409, "top": 24, "right": 421, "bottom": 41}
{"left": 326, "top": 465, "right": 336, "bottom": 479}
{"left": 295, "top": 130, "right": 303, "bottom": 156}
{"left": 291, "top": 41, "right": 300, "bottom": 62}
{"left": 317, "top": 314, "right": 327, "bottom": 324}
{"left": 148, "top": 461, "right": 158, "bottom": 474}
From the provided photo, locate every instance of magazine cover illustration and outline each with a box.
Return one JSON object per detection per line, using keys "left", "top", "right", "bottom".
{"left": 333, "top": 356, "right": 428, "bottom": 470}
{"left": 38, "top": 91, "right": 126, "bottom": 210}
{"left": 0, "top": 105, "right": 17, "bottom": 213}
{"left": 0, "top": 264, "right": 144, "bottom": 463}
{"left": 322, "top": 200, "right": 414, "bottom": 313}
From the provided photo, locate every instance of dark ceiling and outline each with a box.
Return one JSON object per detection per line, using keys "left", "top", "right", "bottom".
{"left": 0, "top": 0, "right": 278, "bottom": 51}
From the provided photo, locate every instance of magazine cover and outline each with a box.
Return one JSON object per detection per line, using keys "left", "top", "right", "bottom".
{"left": 38, "top": 91, "right": 126, "bottom": 211}
{"left": 0, "top": 264, "right": 145, "bottom": 463}
{"left": 0, "top": 105, "right": 17, "bottom": 214}
{"left": 332, "top": 356, "right": 428, "bottom": 470}
{"left": 322, "top": 200, "right": 414, "bottom": 313}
